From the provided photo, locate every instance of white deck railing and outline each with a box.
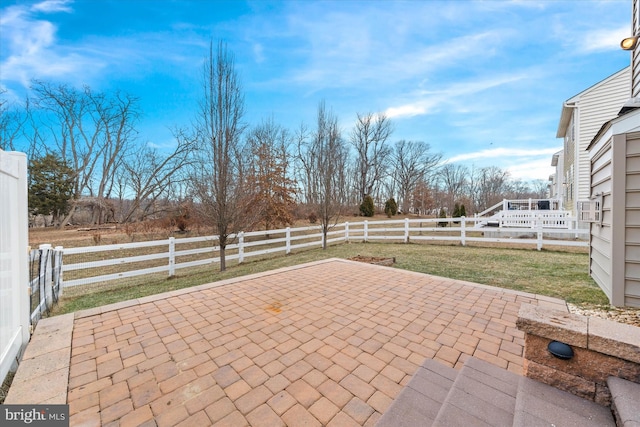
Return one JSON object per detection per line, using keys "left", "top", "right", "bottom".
{"left": 474, "top": 198, "right": 565, "bottom": 228}
{"left": 57, "top": 215, "right": 588, "bottom": 290}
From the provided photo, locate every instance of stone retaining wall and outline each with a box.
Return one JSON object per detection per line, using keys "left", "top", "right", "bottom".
{"left": 517, "top": 304, "right": 640, "bottom": 406}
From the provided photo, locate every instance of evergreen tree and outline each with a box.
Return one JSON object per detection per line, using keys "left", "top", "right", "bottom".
{"left": 460, "top": 204, "right": 466, "bottom": 217}
{"left": 360, "top": 195, "right": 375, "bottom": 217}
{"left": 452, "top": 202, "right": 461, "bottom": 224}
{"left": 452, "top": 202, "right": 460, "bottom": 218}
{"left": 438, "top": 207, "right": 448, "bottom": 227}
{"left": 28, "top": 153, "right": 74, "bottom": 226}
{"left": 384, "top": 197, "right": 398, "bottom": 217}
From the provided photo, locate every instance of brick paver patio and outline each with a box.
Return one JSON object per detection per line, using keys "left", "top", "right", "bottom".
{"left": 10, "top": 258, "right": 568, "bottom": 426}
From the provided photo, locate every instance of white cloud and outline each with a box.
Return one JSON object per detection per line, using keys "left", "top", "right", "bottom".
{"left": 263, "top": 2, "right": 513, "bottom": 94}
{"left": 506, "top": 158, "right": 555, "bottom": 182}
{"left": 384, "top": 73, "right": 527, "bottom": 119}
{"left": 579, "top": 25, "right": 629, "bottom": 53}
{"left": 0, "top": 1, "right": 101, "bottom": 87}
{"left": 385, "top": 104, "right": 428, "bottom": 119}
{"left": 448, "top": 147, "right": 560, "bottom": 163}
{"left": 441, "top": 147, "right": 561, "bottom": 181}
{"left": 31, "top": 0, "right": 73, "bottom": 13}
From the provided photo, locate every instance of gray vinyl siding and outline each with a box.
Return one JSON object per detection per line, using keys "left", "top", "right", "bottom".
{"left": 624, "top": 132, "right": 640, "bottom": 307}
{"left": 589, "top": 137, "right": 613, "bottom": 302}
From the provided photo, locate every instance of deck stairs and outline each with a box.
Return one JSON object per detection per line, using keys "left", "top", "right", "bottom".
{"left": 376, "top": 356, "right": 639, "bottom": 427}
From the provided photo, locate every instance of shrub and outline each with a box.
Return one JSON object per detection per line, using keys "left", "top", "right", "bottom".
{"left": 452, "top": 202, "right": 460, "bottom": 224}
{"left": 308, "top": 212, "right": 318, "bottom": 224}
{"left": 438, "top": 208, "right": 448, "bottom": 227}
{"left": 359, "top": 195, "right": 375, "bottom": 217}
{"left": 384, "top": 198, "right": 398, "bottom": 218}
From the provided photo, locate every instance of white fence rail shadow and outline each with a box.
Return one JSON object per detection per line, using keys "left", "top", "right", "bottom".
{"left": 0, "top": 150, "right": 30, "bottom": 385}
{"left": 58, "top": 215, "right": 588, "bottom": 290}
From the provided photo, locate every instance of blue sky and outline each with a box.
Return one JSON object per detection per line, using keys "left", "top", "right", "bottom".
{"left": 0, "top": 0, "right": 633, "bottom": 182}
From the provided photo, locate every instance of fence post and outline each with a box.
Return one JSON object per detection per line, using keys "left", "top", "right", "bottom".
{"left": 537, "top": 216, "right": 543, "bottom": 251}
{"left": 286, "top": 228, "right": 291, "bottom": 254}
{"left": 461, "top": 216, "right": 466, "bottom": 246}
{"left": 404, "top": 218, "right": 409, "bottom": 243}
{"left": 345, "top": 222, "right": 349, "bottom": 243}
{"left": 39, "top": 244, "right": 52, "bottom": 309}
{"left": 364, "top": 220, "right": 368, "bottom": 243}
{"left": 238, "top": 232, "right": 245, "bottom": 263}
{"left": 54, "top": 246, "right": 64, "bottom": 297}
{"left": 168, "top": 237, "right": 175, "bottom": 276}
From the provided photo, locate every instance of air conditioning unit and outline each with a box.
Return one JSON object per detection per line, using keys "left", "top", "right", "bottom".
{"left": 578, "top": 194, "right": 603, "bottom": 225}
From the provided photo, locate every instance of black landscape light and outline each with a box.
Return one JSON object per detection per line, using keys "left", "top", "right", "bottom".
{"left": 547, "top": 341, "right": 574, "bottom": 360}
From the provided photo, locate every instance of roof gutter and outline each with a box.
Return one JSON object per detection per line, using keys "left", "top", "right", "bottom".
{"left": 556, "top": 101, "right": 576, "bottom": 138}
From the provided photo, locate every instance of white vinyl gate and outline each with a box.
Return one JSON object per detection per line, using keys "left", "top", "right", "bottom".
{"left": 0, "top": 150, "right": 30, "bottom": 385}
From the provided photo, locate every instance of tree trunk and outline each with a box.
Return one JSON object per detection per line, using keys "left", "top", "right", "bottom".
{"left": 219, "top": 245, "right": 226, "bottom": 271}
{"left": 59, "top": 203, "right": 77, "bottom": 229}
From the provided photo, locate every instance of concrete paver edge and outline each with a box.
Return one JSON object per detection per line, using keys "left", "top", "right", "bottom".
{"left": 4, "top": 313, "right": 74, "bottom": 404}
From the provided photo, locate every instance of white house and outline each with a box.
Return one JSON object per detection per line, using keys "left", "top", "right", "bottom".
{"left": 548, "top": 150, "right": 564, "bottom": 202}
{"left": 556, "top": 67, "right": 631, "bottom": 214}
{"left": 583, "top": 0, "right": 640, "bottom": 307}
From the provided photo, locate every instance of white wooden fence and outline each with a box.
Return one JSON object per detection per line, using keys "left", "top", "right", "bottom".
{"left": 0, "top": 150, "right": 30, "bottom": 385}
{"left": 58, "top": 215, "right": 588, "bottom": 289}
{"left": 29, "top": 245, "right": 63, "bottom": 324}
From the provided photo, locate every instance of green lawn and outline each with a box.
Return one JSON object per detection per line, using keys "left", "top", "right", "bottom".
{"left": 51, "top": 242, "right": 607, "bottom": 316}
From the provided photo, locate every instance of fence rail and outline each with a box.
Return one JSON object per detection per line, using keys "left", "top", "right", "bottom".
{"left": 56, "top": 216, "right": 588, "bottom": 290}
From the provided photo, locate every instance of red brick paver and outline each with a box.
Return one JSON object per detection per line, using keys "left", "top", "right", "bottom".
{"left": 49, "top": 259, "right": 566, "bottom": 426}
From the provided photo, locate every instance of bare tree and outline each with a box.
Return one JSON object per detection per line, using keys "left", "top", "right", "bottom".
{"left": 117, "top": 131, "right": 194, "bottom": 223}
{"left": 438, "top": 163, "right": 468, "bottom": 213}
{"left": 350, "top": 112, "right": 393, "bottom": 203}
{"left": 297, "top": 101, "right": 348, "bottom": 248}
{"left": 476, "top": 166, "right": 510, "bottom": 211}
{"left": 31, "top": 82, "right": 95, "bottom": 227}
{"left": 30, "top": 81, "right": 140, "bottom": 227}
{"left": 87, "top": 90, "right": 140, "bottom": 224}
{"left": 191, "top": 40, "right": 249, "bottom": 271}
{"left": 0, "top": 90, "right": 27, "bottom": 151}
{"left": 392, "top": 140, "right": 442, "bottom": 214}
{"left": 531, "top": 179, "right": 549, "bottom": 199}
{"left": 294, "top": 123, "right": 315, "bottom": 205}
